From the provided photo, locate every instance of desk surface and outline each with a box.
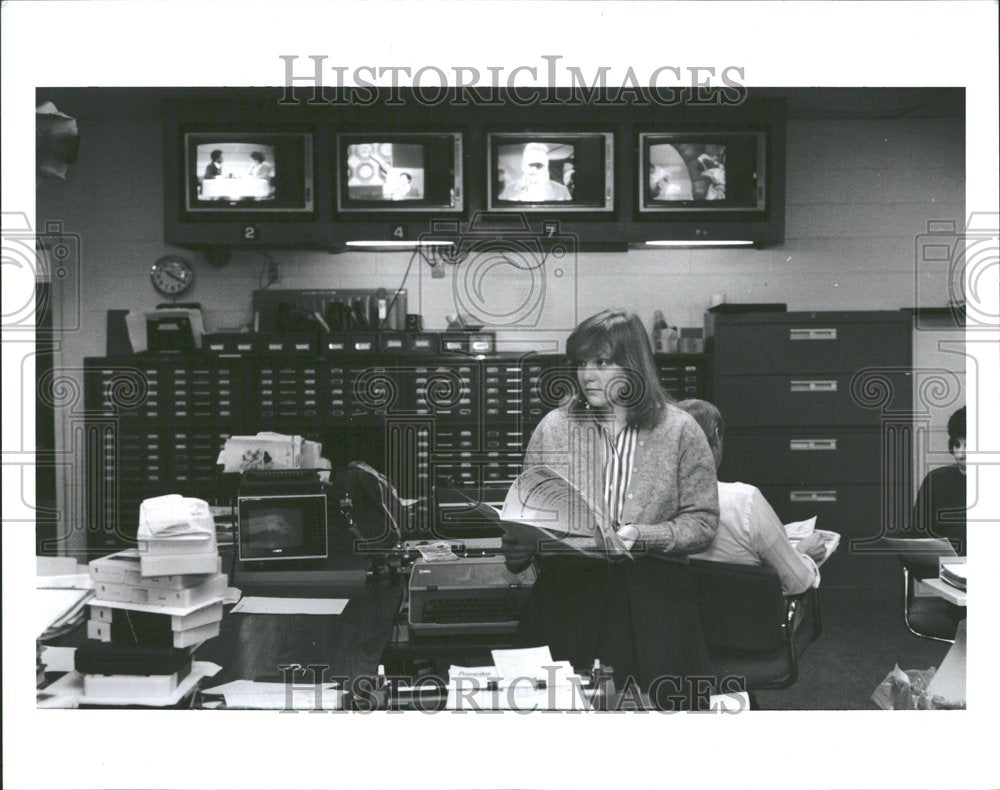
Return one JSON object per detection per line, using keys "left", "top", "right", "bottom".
{"left": 197, "top": 580, "right": 403, "bottom": 686}
{"left": 917, "top": 577, "right": 967, "bottom": 607}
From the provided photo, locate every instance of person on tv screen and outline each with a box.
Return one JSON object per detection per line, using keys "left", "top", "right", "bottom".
{"left": 204, "top": 149, "right": 223, "bottom": 179}
{"left": 248, "top": 150, "right": 272, "bottom": 179}
{"left": 677, "top": 398, "right": 824, "bottom": 595}
{"left": 694, "top": 149, "right": 726, "bottom": 200}
{"left": 391, "top": 171, "right": 413, "bottom": 200}
{"left": 650, "top": 168, "right": 682, "bottom": 200}
{"left": 500, "top": 142, "right": 572, "bottom": 202}
{"left": 911, "top": 406, "right": 967, "bottom": 553}
{"left": 500, "top": 309, "right": 719, "bottom": 709}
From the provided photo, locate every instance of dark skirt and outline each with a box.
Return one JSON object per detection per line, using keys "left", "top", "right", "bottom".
{"left": 515, "top": 555, "right": 711, "bottom": 710}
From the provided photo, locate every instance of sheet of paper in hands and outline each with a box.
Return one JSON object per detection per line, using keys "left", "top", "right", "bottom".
{"left": 785, "top": 516, "right": 841, "bottom": 564}
{"left": 498, "top": 465, "right": 631, "bottom": 559}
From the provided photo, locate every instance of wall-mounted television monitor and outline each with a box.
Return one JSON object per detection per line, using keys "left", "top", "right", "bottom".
{"left": 336, "top": 133, "right": 463, "bottom": 213}
{"left": 487, "top": 132, "right": 614, "bottom": 213}
{"left": 638, "top": 131, "right": 766, "bottom": 213}
{"left": 237, "top": 493, "right": 328, "bottom": 562}
{"left": 183, "top": 131, "right": 314, "bottom": 214}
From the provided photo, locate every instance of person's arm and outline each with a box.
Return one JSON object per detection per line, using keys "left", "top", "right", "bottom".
{"left": 633, "top": 418, "right": 719, "bottom": 554}
{"left": 747, "top": 490, "right": 819, "bottom": 595}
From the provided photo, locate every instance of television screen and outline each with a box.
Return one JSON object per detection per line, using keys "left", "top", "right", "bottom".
{"left": 237, "top": 494, "right": 328, "bottom": 561}
{"left": 336, "top": 133, "right": 462, "bottom": 213}
{"left": 184, "top": 132, "right": 314, "bottom": 214}
{"left": 488, "top": 132, "right": 614, "bottom": 212}
{"left": 639, "top": 132, "right": 766, "bottom": 213}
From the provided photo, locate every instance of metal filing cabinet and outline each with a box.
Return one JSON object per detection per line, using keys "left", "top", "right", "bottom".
{"left": 711, "top": 311, "right": 912, "bottom": 586}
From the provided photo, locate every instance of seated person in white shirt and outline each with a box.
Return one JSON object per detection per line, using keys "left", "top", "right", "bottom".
{"left": 677, "top": 399, "right": 825, "bottom": 595}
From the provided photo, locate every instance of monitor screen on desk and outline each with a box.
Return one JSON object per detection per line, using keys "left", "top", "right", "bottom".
{"left": 237, "top": 494, "right": 328, "bottom": 562}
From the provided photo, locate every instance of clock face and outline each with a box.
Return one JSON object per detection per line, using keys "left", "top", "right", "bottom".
{"left": 150, "top": 255, "right": 193, "bottom": 296}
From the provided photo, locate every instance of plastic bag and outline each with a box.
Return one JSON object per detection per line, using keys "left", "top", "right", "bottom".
{"left": 871, "top": 664, "right": 965, "bottom": 710}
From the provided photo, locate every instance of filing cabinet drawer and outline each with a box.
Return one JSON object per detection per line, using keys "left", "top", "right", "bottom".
{"left": 757, "top": 483, "right": 879, "bottom": 539}
{"left": 754, "top": 482, "right": 906, "bottom": 587}
{"left": 721, "top": 429, "right": 887, "bottom": 485}
{"left": 717, "top": 373, "right": 911, "bottom": 427}
{"left": 714, "top": 318, "right": 911, "bottom": 374}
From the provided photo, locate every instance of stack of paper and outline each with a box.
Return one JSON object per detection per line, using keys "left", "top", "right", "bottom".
{"left": 65, "top": 544, "right": 229, "bottom": 706}
{"left": 35, "top": 588, "right": 92, "bottom": 641}
{"left": 39, "top": 661, "right": 222, "bottom": 709}
{"left": 216, "top": 432, "right": 333, "bottom": 480}
{"left": 136, "top": 495, "right": 220, "bottom": 575}
{"left": 940, "top": 561, "right": 967, "bottom": 591}
{"left": 201, "top": 679, "right": 343, "bottom": 710}
{"left": 36, "top": 560, "right": 94, "bottom": 686}
{"left": 88, "top": 550, "right": 226, "bottom": 646}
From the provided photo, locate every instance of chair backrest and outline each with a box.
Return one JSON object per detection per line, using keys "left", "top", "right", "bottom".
{"left": 688, "top": 559, "right": 789, "bottom": 652}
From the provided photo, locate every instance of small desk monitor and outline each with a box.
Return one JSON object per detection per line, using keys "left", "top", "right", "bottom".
{"left": 237, "top": 493, "right": 328, "bottom": 562}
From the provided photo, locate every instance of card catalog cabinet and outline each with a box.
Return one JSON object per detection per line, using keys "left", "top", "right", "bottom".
{"left": 83, "top": 351, "right": 708, "bottom": 551}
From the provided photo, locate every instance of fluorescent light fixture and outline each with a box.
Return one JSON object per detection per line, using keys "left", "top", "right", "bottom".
{"left": 644, "top": 240, "right": 755, "bottom": 248}
{"left": 344, "top": 240, "right": 455, "bottom": 249}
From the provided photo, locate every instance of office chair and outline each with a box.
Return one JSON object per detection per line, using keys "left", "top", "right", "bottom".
{"left": 900, "top": 558, "right": 964, "bottom": 643}
{"left": 688, "top": 559, "right": 821, "bottom": 691}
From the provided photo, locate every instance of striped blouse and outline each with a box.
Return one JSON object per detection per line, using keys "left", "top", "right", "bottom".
{"left": 603, "top": 424, "right": 638, "bottom": 527}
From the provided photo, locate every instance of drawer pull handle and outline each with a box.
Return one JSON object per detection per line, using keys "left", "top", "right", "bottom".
{"left": 790, "top": 439, "right": 838, "bottom": 451}
{"left": 790, "top": 490, "right": 838, "bottom": 503}
{"left": 789, "top": 328, "right": 838, "bottom": 341}
{"left": 790, "top": 380, "right": 838, "bottom": 393}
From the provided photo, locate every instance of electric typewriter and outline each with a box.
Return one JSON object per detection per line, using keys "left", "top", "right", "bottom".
{"left": 407, "top": 556, "right": 535, "bottom": 636}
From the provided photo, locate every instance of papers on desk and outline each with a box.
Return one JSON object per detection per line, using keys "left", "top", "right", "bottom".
{"left": 446, "top": 649, "right": 591, "bottom": 711}
{"left": 37, "top": 556, "right": 80, "bottom": 576}
{"left": 216, "top": 432, "right": 331, "bottom": 478}
{"left": 40, "top": 645, "right": 77, "bottom": 673}
{"left": 35, "top": 588, "right": 92, "bottom": 640}
{"left": 491, "top": 646, "right": 554, "bottom": 681}
{"left": 38, "top": 662, "right": 222, "bottom": 709}
{"left": 201, "top": 679, "right": 343, "bottom": 710}
{"left": 37, "top": 573, "right": 92, "bottom": 590}
{"left": 230, "top": 596, "right": 349, "bottom": 615}
{"left": 940, "top": 558, "right": 967, "bottom": 591}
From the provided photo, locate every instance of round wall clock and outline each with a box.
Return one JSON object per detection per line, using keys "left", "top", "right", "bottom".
{"left": 150, "top": 255, "right": 194, "bottom": 297}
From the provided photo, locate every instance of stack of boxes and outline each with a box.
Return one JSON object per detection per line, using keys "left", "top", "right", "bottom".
{"left": 75, "top": 496, "right": 226, "bottom": 702}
